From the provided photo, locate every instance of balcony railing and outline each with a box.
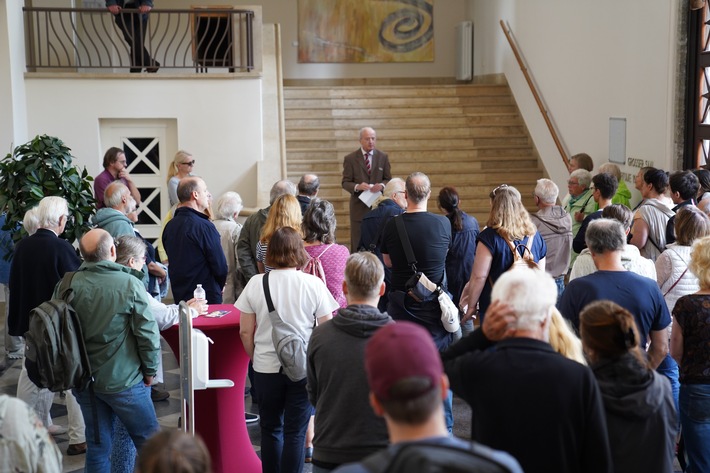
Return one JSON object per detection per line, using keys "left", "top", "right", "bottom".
{"left": 23, "top": 7, "right": 255, "bottom": 73}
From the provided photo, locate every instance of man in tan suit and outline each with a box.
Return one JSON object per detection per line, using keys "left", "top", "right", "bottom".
{"left": 342, "top": 127, "right": 392, "bottom": 251}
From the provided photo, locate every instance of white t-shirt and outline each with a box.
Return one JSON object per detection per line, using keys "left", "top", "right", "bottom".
{"left": 235, "top": 268, "right": 339, "bottom": 373}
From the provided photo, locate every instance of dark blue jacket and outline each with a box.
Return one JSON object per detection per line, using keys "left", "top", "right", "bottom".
{"left": 163, "top": 207, "right": 227, "bottom": 304}
{"left": 359, "top": 200, "right": 404, "bottom": 311}
{"left": 446, "top": 211, "right": 479, "bottom": 306}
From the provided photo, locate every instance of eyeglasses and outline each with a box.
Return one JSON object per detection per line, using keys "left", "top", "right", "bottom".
{"left": 489, "top": 184, "right": 509, "bottom": 199}
{"left": 180, "top": 160, "right": 195, "bottom": 166}
{"left": 567, "top": 180, "right": 580, "bottom": 186}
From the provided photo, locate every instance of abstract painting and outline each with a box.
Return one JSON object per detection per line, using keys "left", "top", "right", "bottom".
{"left": 298, "top": 0, "right": 434, "bottom": 63}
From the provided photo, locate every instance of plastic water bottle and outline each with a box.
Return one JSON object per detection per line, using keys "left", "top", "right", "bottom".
{"left": 194, "top": 284, "right": 207, "bottom": 314}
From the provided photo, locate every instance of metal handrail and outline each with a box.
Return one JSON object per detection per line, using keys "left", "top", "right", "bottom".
{"left": 500, "top": 20, "right": 569, "bottom": 169}
{"left": 23, "top": 7, "right": 255, "bottom": 73}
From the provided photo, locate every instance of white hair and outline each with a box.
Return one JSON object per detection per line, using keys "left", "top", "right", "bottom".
{"left": 216, "top": 192, "right": 243, "bottom": 220}
{"left": 534, "top": 179, "right": 559, "bottom": 205}
{"left": 23, "top": 206, "right": 41, "bottom": 235}
{"left": 37, "top": 196, "right": 68, "bottom": 229}
{"left": 491, "top": 268, "right": 557, "bottom": 331}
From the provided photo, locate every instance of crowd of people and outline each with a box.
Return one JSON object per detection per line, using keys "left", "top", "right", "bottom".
{"left": 2, "top": 131, "right": 710, "bottom": 473}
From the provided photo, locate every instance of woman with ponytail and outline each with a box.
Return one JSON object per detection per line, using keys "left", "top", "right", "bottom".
{"left": 437, "top": 186, "right": 479, "bottom": 311}
{"left": 580, "top": 300, "right": 676, "bottom": 473}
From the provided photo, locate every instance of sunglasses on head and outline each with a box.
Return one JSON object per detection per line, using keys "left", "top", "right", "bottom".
{"left": 489, "top": 184, "right": 509, "bottom": 199}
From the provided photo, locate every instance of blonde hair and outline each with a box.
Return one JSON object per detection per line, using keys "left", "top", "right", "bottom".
{"left": 167, "top": 150, "right": 193, "bottom": 182}
{"left": 549, "top": 309, "right": 586, "bottom": 365}
{"left": 690, "top": 235, "right": 710, "bottom": 290}
{"left": 259, "top": 194, "right": 303, "bottom": 244}
{"left": 487, "top": 185, "right": 537, "bottom": 240}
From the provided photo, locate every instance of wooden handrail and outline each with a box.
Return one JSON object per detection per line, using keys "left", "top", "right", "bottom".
{"left": 500, "top": 20, "right": 569, "bottom": 169}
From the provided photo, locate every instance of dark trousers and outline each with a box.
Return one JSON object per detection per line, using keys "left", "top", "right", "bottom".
{"left": 114, "top": 2, "right": 153, "bottom": 69}
{"left": 254, "top": 371, "right": 311, "bottom": 473}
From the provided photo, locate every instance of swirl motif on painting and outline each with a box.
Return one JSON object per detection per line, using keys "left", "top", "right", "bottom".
{"left": 378, "top": 0, "right": 433, "bottom": 53}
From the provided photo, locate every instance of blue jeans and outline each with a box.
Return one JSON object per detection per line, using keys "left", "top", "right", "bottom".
{"left": 74, "top": 381, "right": 159, "bottom": 473}
{"left": 254, "top": 371, "right": 312, "bottom": 473}
{"left": 657, "top": 354, "right": 680, "bottom": 425}
{"left": 680, "top": 384, "right": 710, "bottom": 473}
{"left": 554, "top": 275, "right": 565, "bottom": 304}
{"left": 443, "top": 389, "right": 454, "bottom": 433}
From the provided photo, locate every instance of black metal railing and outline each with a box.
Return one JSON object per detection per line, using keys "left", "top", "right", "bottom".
{"left": 23, "top": 7, "right": 255, "bottom": 73}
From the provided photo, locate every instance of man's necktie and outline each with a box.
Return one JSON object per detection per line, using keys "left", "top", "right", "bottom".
{"left": 365, "top": 152, "right": 371, "bottom": 174}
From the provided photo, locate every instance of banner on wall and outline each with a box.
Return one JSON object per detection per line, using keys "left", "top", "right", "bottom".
{"left": 298, "top": 0, "right": 434, "bottom": 63}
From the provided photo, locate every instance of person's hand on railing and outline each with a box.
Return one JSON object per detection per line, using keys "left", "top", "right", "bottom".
{"left": 138, "top": 5, "right": 152, "bottom": 14}
{"left": 107, "top": 5, "right": 121, "bottom": 14}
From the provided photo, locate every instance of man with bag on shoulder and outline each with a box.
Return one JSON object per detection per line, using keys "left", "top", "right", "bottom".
{"left": 380, "top": 172, "right": 455, "bottom": 430}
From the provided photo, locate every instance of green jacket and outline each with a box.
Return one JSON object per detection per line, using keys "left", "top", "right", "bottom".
{"left": 612, "top": 180, "right": 632, "bottom": 208}
{"left": 58, "top": 261, "right": 160, "bottom": 393}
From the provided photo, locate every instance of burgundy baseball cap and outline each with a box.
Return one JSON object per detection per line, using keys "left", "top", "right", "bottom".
{"left": 365, "top": 321, "right": 443, "bottom": 401}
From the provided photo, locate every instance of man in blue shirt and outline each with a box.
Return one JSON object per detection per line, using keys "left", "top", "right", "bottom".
{"left": 163, "top": 177, "right": 227, "bottom": 304}
{"left": 559, "top": 218, "right": 670, "bottom": 369}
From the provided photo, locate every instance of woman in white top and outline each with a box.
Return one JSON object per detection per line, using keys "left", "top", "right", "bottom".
{"left": 656, "top": 206, "right": 710, "bottom": 312}
{"left": 237, "top": 227, "right": 338, "bottom": 473}
{"left": 166, "top": 150, "right": 195, "bottom": 207}
{"left": 630, "top": 168, "right": 674, "bottom": 262}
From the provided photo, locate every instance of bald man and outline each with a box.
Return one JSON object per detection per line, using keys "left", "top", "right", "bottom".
{"left": 342, "top": 127, "right": 391, "bottom": 251}
{"left": 162, "top": 177, "right": 228, "bottom": 304}
{"left": 70, "top": 228, "right": 161, "bottom": 469}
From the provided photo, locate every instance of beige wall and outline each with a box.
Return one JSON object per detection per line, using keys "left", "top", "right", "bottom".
{"left": 469, "top": 0, "right": 680, "bottom": 206}
{"left": 183, "top": 0, "right": 467, "bottom": 79}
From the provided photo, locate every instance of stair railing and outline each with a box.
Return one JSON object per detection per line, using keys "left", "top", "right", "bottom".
{"left": 500, "top": 20, "right": 569, "bottom": 169}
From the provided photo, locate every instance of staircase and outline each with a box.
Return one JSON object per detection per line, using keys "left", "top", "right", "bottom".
{"left": 283, "top": 80, "right": 544, "bottom": 248}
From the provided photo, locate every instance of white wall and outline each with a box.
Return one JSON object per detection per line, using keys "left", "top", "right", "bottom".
{"left": 24, "top": 77, "right": 264, "bottom": 207}
{"left": 469, "top": 0, "right": 679, "bottom": 206}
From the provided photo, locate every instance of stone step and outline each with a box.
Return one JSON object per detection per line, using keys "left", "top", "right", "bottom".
{"left": 288, "top": 158, "right": 540, "bottom": 174}
{"left": 284, "top": 106, "right": 518, "bottom": 118}
{"left": 283, "top": 84, "right": 511, "bottom": 99}
{"left": 285, "top": 136, "right": 531, "bottom": 150}
{"left": 285, "top": 125, "right": 526, "bottom": 140}
{"left": 284, "top": 114, "right": 523, "bottom": 128}
{"left": 284, "top": 95, "right": 515, "bottom": 110}
{"left": 288, "top": 168, "right": 542, "bottom": 185}
{"left": 287, "top": 147, "right": 536, "bottom": 162}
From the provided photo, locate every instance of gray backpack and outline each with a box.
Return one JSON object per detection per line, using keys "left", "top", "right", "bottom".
{"left": 24, "top": 272, "right": 93, "bottom": 393}
{"left": 262, "top": 273, "right": 310, "bottom": 382}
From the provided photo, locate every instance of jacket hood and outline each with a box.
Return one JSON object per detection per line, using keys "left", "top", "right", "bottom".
{"left": 332, "top": 304, "right": 393, "bottom": 338}
{"left": 93, "top": 207, "right": 132, "bottom": 227}
{"left": 593, "top": 354, "right": 668, "bottom": 420}
{"left": 533, "top": 206, "right": 571, "bottom": 234}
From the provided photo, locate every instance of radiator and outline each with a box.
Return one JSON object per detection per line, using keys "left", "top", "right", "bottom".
{"left": 455, "top": 21, "right": 473, "bottom": 81}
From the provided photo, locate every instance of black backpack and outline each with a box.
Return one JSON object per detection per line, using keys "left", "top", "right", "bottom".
{"left": 360, "top": 440, "right": 519, "bottom": 473}
{"left": 24, "top": 272, "right": 93, "bottom": 393}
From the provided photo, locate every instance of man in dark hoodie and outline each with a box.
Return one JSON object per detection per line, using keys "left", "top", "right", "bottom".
{"left": 530, "top": 178, "right": 572, "bottom": 300}
{"left": 307, "top": 252, "right": 393, "bottom": 471}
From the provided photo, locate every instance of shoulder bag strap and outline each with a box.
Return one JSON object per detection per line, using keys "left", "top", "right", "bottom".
{"left": 394, "top": 215, "right": 418, "bottom": 273}
{"left": 317, "top": 243, "right": 334, "bottom": 258}
{"left": 521, "top": 233, "right": 535, "bottom": 260}
{"left": 57, "top": 271, "right": 76, "bottom": 302}
{"left": 664, "top": 267, "right": 689, "bottom": 297}
{"left": 368, "top": 214, "right": 390, "bottom": 252}
{"left": 262, "top": 272, "right": 275, "bottom": 313}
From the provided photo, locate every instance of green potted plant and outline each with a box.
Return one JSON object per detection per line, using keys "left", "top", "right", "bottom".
{"left": 0, "top": 135, "right": 95, "bottom": 254}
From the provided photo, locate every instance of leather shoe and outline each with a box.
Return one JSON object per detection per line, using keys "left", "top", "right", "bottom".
{"left": 151, "top": 386, "right": 170, "bottom": 402}
{"left": 67, "top": 442, "right": 87, "bottom": 456}
{"left": 146, "top": 60, "right": 161, "bottom": 73}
